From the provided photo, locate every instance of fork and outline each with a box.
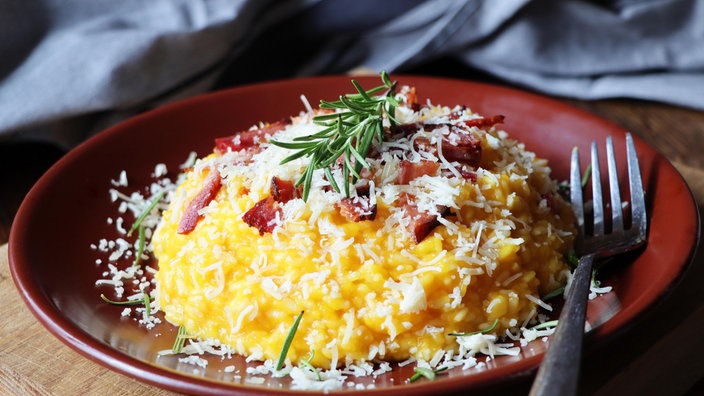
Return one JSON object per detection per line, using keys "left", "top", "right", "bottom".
{"left": 529, "top": 133, "right": 648, "bottom": 396}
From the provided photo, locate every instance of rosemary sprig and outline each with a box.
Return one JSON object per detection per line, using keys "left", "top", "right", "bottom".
{"left": 542, "top": 286, "right": 564, "bottom": 301}
{"left": 409, "top": 366, "right": 447, "bottom": 383}
{"left": 143, "top": 290, "right": 151, "bottom": 319}
{"left": 276, "top": 311, "right": 304, "bottom": 370}
{"left": 299, "top": 349, "right": 321, "bottom": 381}
{"left": 172, "top": 325, "right": 189, "bottom": 354}
{"left": 448, "top": 318, "right": 499, "bottom": 337}
{"left": 581, "top": 164, "right": 592, "bottom": 188}
{"left": 100, "top": 290, "right": 151, "bottom": 322}
{"left": 132, "top": 224, "right": 146, "bottom": 268}
{"left": 270, "top": 71, "right": 399, "bottom": 201}
{"left": 100, "top": 292, "right": 151, "bottom": 306}
{"left": 530, "top": 320, "right": 559, "bottom": 331}
{"left": 101, "top": 291, "right": 151, "bottom": 320}
{"left": 127, "top": 190, "right": 166, "bottom": 236}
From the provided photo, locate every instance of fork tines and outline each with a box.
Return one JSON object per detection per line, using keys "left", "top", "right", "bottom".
{"left": 626, "top": 133, "right": 647, "bottom": 239}
{"left": 570, "top": 133, "right": 647, "bottom": 254}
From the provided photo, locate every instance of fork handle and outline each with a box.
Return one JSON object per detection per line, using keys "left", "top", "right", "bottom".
{"left": 529, "top": 253, "right": 596, "bottom": 396}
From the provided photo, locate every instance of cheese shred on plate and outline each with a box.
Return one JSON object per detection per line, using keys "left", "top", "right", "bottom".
{"left": 151, "top": 83, "right": 576, "bottom": 373}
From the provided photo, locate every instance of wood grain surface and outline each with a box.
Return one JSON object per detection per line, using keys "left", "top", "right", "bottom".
{"left": 0, "top": 245, "right": 177, "bottom": 396}
{"left": 2, "top": 87, "right": 703, "bottom": 395}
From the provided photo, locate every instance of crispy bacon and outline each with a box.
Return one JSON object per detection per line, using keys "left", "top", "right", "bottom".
{"left": 397, "top": 160, "right": 440, "bottom": 184}
{"left": 404, "top": 86, "right": 421, "bottom": 111}
{"left": 352, "top": 181, "right": 371, "bottom": 197}
{"left": 406, "top": 208, "right": 440, "bottom": 243}
{"left": 448, "top": 106, "right": 468, "bottom": 120}
{"left": 337, "top": 196, "right": 377, "bottom": 222}
{"left": 389, "top": 123, "right": 420, "bottom": 137}
{"left": 177, "top": 171, "right": 222, "bottom": 234}
{"left": 270, "top": 176, "right": 300, "bottom": 203}
{"left": 441, "top": 125, "right": 482, "bottom": 165}
{"left": 463, "top": 115, "right": 504, "bottom": 130}
{"left": 411, "top": 130, "right": 482, "bottom": 167}
{"left": 214, "top": 119, "right": 290, "bottom": 154}
{"left": 399, "top": 194, "right": 440, "bottom": 243}
{"left": 394, "top": 122, "right": 483, "bottom": 167}
{"left": 242, "top": 196, "right": 281, "bottom": 235}
{"left": 458, "top": 168, "right": 478, "bottom": 182}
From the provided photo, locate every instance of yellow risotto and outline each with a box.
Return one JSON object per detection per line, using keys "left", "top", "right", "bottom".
{"left": 153, "top": 83, "right": 575, "bottom": 370}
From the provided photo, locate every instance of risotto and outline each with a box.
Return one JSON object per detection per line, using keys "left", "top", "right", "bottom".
{"left": 152, "top": 78, "right": 576, "bottom": 370}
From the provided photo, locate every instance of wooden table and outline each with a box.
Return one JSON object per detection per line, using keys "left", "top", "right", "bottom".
{"left": 2, "top": 74, "right": 703, "bottom": 395}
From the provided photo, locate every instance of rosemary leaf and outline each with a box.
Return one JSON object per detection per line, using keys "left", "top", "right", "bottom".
{"left": 581, "top": 164, "right": 592, "bottom": 188}
{"left": 542, "top": 286, "right": 565, "bottom": 301}
{"left": 530, "top": 320, "right": 559, "bottom": 331}
{"left": 299, "top": 350, "right": 321, "bottom": 381}
{"left": 172, "top": 325, "right": 188, "bottom": 354}
{"left": 143, "top": 290, "right": 151, "bottom": 319}
{"left": 409, "top": 367, "right": 436, "bottom": 382}
{"left": 100, "top": 293, "right": 150, "bottom": 306}
{"left": 127, "top": 190, "right": 166, "bottom": 236}
{"left": 324, "top": 167, "right": 340, "bottom": 193}
{"left": 448, "top": 318, "right": 499, "bottom": 337}
{"left": 276, "top": 311, "right": 304, "bottom": 370}
{"left": 132, "top": 224, "right": 146, "bottom": 268}
{"left": 409, "top": 366, "right": 447, "bottom": 383}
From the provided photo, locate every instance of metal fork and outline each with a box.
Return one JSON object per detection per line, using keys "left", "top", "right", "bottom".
{"left": 529, "top": 133, "right": 648, "bottom": 396}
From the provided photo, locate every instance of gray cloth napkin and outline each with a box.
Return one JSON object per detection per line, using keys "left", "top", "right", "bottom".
{"left": 1, "top": 0, "right": 702, "bottom": 148}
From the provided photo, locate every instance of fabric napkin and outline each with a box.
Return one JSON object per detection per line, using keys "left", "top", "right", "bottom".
{"left": 1, "top": 0, "right": 703, "bottom": 148}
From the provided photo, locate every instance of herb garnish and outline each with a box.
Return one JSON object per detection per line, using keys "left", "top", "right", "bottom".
{"left": 127, "top": 190, "right": 166, "bottom": 236}
{"left": 581, "top": 164, "right": 592, "bottom": 188}
{"left": 100, "top": 290, "right": 151, "bottom": 320}
{"left": 529, "top": 320, "right": 559, "bottom": 331}
{"left": 132, "top": 224, "right": 146, "bottom": 268}
{"left": 270, "top": 71, "right": 399, "bottom": 201}
{"left": 299, "top": 350, "right": 321, "bottom": 381}
{"left": 142, "top": 290, "right": 151, "bottom": 318}
{"left": 409, "top": 366, "right": 447, "bottom": 383}
{"left": 542, "top": 286, "right": 564, "bottom": 301}
{"left": 172, "top": 325, "right": 189, "bottom": 354}
{"left": 448, "top": 318, "right": 499, "bottom": 337}
{"left": 276, "top": 311, "right": 304, "bottom": 370}
{"left": 100, "top": 292, "right": 151, "bottom": 306}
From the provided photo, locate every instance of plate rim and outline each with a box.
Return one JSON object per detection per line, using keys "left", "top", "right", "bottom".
{"left": 8, "top": 73, "right": 701, "bottom": 395}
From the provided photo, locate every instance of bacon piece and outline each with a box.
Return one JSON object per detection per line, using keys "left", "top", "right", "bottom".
{"left": 177, "top": 171, "right": 222, "bottom": 234}
{"left": 242, "top": 196, "right": 282, "bottom": 235}
{"left": 411, "top": 130, "right": 482, "bottom": 167}
{"left": 389, "top": 123, "right": 420, "bottom": 137}
{"left": 441, "top": 126, "right": 482, "bottom": 165}
{"left": 270, "top": 176, "right": 300, "bottom": 203}
{"left": 353, "top": 182, "right": 371, "bottom": 197}
{"left": 403, "top": 123, "right": 482, "bottom": 166}
{"left": 397, "top": 160, "right": 440, "bottom": 184}
{"left": 462, "top": 115, "right": 504, "bottom": 130}
{"left": 214, "top": 129, "right": 263, "bottom": 155}
{"left": 214, "top": 120, "right": 290, "bottom": 154}
{"left": 404, "top": 86, "right": 421, "bottom": 111}
{"left": 448, "top": 106, "right": 468, "bottom": 120}
{"left": 406, "top": 207, "right": 440, "bottom": 243}
{"left": 399, "top": 194, "right": 440, "bottom": 243}
{"left": 338, "top": 196, "right": 377, "bottom": 222}
{"left": 458, "top": 168, "right": 478, "bottom": 182}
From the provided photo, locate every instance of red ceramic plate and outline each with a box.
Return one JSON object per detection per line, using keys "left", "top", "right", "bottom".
{"left": 9, "top": 75, "right": 699, "bottom": 395}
